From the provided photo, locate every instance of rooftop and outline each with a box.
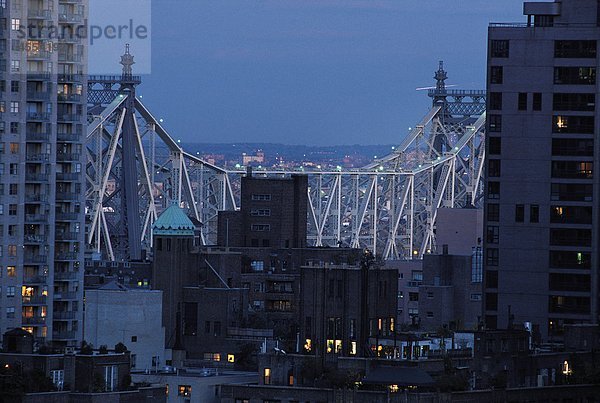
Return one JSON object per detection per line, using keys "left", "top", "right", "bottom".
{"left": 153, "top": 204, "right": 195, "bottom": 236}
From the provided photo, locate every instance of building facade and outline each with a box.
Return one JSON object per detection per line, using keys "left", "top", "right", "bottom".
{"left": 0, "top": 1, "right": 87, "bottom": 346}
{"left": 485, "top": 0, "right": 600, "bottom": 340}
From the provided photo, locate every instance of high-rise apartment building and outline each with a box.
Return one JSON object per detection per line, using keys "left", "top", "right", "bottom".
{"left": 0, "top": 0, "right": 87, "bottom": 346}
{"left": 485, "top": 0, "right": 599, "bottom": 340}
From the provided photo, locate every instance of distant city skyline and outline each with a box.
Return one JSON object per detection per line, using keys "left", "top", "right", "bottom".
{"left": 130, "top": 0, "right": 524, "bottom": 146}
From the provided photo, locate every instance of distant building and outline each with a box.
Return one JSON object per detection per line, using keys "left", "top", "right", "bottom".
{"left": 300, "top": 260, "right": 398, "bottom": 358}
{"left": 418, "top": 253, "right": 483, "bottom": 332}
{"left": 217, "top": 173, "right": 308, "bottom": 249}
{"left": 388, "top": 260, "right": 422, "bottom": 327}
{"left": 435, "top": 208, "right": 483, "bottom": 256}
{"left": 83, "top": 281, "right": 166, "bottom": 372}
{"left": 242, "top": 150, "right": 265, "bottom": 166}
{"left": 484, "top": 0, "right": 600, "bottom": 340}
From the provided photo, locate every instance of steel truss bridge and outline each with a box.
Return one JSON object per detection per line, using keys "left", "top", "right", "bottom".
{"left": 86, "top": 54, "right": 486, "bottom": 261}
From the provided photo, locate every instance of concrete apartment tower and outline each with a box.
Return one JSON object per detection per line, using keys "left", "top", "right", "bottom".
{"left": 0, "top": 1, "right": 87, "bottom": 346}
{"left": 485, "top": 0, "right": 599, "bottom": 340}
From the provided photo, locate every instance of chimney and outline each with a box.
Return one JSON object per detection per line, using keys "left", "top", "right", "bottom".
{"left": 442, "top": 244, "right": 449, "bottom": 255}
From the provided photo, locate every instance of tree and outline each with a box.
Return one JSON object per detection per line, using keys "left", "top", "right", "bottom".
{"left": 80, "top": 341, "right": 94, "bottom": 355}
{"left": 98, "top": 345, "right": 108, "bottom": 355}
{"left": 114, "top": 342, "right": 128, "bottom": 353}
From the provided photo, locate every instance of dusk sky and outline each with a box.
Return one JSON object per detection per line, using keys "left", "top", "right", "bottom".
{"left": 140, "top": 0, "right": 525, "bottom": 146}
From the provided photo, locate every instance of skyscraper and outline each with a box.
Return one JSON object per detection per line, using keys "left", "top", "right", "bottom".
{"left": 0, "top": 0, "right": 87, "bottom": 346}
{"left": 484, "top": 0, "right": 599, "bottom": 340}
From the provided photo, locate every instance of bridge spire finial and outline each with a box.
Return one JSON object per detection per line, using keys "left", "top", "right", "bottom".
{"left": 120, "top": 44, "right": 135, "bottom": 78}
{"left": 434, "top": 60, "right": 447, "bottom": 93}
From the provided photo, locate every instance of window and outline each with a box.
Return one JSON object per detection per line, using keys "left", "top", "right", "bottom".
{"left": 555, "top": 40, "right": 596, "bottom": 58}
{"left": 554, "top": 67, "right": 596, "bottom": 85}
{"left": 550, "top": 251, "right": 590, "bottom": 269}
{"left": 515, "top": 204, "right": 524, "bottom": 222}
{"left": 9, "top": 164, "right": 18, "bottom": 175}
{"left": 251, "top": 260, "right": 264, "bottom": 271}
{"left": 551, "top": 205, "right": 592, "bottom": 224}
{"left": 130, "top": 355, "right": 136, "bottom": 369}
{"left": 11, "top": 18, "right": 20, "bottom": 31}
{"left": 409, "top": 292, "right": 419, "bottom": 302}
{"left": 9, "top": 101, "right": 18, "bottom": 113}
{"left": 489, "top": 137, "right": 501, "bottom": 155}
{"left": 426, "top": 291, "right": 434, "bottom": 299}
{"left": 131, "top": 336, "right": 137, "bottom": 342}
{"left": 490, "top": 66, "right": 503, "bottom": 84}
{"left": 178, "top": 385, "right": 192, "bottom": 397}
{"left": 490, "top": 40, "right": 509, "bottom": 58}
{"left": 487, "top": 204, "right": 499, "bottom": 222}
{"left": 214, "top": 321, "right": 221, "bottom": 336}
{"left": 9, "top": 143, "right": 18, "bottom": 154}
{"left": 7, "top": 266, "right": 15, "bottom": 277}
{"left": 552, "top": 138, "right": 594, "bottom": 157}
{"left": 486, "top": 293, "right": 498, "bottom": 311}
{"left": 518, "top": 93, "right": 527, "bottom": 110}
{"left": 104, "top": 365, "right": 118, "bottom": 392}
{"left": 487, "top": 181, "right": 500, "bottom": 199}
{"left": 488, "top": 159, "right": 501, "bottom": 177}
{"left": 530, "top": 205, "right": 539, "bottom": 223}
{"left": 489, "top": 92, "right": 502, "bottom": 110}
{"left": 551, "top": 183, "right": 593, "bottom": 202}
{"left": 251, "top": 194, "right": 271, "bottom": 201}
{"left": 264, "top": 368, "right": 271, "bottom": 385}
{"left": 6, "top": 286, "right": 15, "bottom": 297}
{"left": 485, "top": 248, "right": 499, "bottom": 266}
{"left": 488, "top": 114, "right": 502, "bottom": 132}
{"left": 6, "top": 307, "right": 15, "bottom": 318}
{"left": 250, "top": 209, "right": 271, "bottom": 216}
{"left": 471, "top": 293, "right": 482, "bottom": 301}
{"left": 50, "top": 370, "right": 64, "bottom": 390}
{"left": 551, "top": 161, "right": 593, "bottom": 179}
{"left": 10, "top": 60, "right": 20, "bottom": 73}
{"left": 553, "top": 93, "right": 595, "bottom": 111}
{"left": 10, "top": 81, "right": 18, "bottom": 92}
{"left": 8, "top": 204, "right": 16, "bottom": 215}
{"left": 471, "top": 246, "right": 483, "bottom": 283}
{"left": 553, "top": 115, "right": 594, "bottom": 134}
{"left": 550, "top": 228, "right": 591, "bottom": 247}
{"left": 486, "top": 270, "right": 499, "bottom": 288}
{"left": 8, "top": 245, "right": 16, "bottom": 257}
{"left": 486, "top": 226, "right": 499, "bottom": 244}
{"left": 251, "top": 224, "right": 270, "bottom": 231}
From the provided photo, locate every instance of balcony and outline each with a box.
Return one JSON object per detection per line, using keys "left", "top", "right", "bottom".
{"left": 56, "top": 153, "right": 80, "bottom": 162}
{"left": 54, "top": 291, "right": 77, "bottom": 300}
{"left": 25, "top": 173, "right": 49, "bottom": 182}
{"left": 27, "top": 50, "right": 52, "bottom": 60}
{"left": 25, "top": 214, "right": 48, "bottom": 223}
{"left": 24, "top": 234, "right": 47, "bottom": 244}
{"left": 58, "top": 53, "right": 82, "bottom": 63}
{"left": 27, "top": 72, "right": 51, "bottom": 81}
{"left": 57, "top": 132, "right": 80, "bottom": 142}
{"left": 58, "top": 74, "right": 83, "bottom": 83}
{"left": 27, "top": 90, "right": 51, "bottom": 101}
{"left": 55, "top": 271, "right": 79, "bottom": 281}
{"left": 54, "top": 311, "right": 76, "bottom": 320}
{"left": 56, "top": 192, "right": 80, "bottom": 201}
{"left": 22, "top": 316, "right": 47, "bottom": 325}
{"left": 56, "top": 212, "right": 79, "bottom": 221}
{"left": 58, "top": 114, "right": 80, "bottom": 123}
{"left": 23, "top": 275, "right": 48, "bottom": 285}
{"left": 26, "top": 132, "right": 50, "bottom": 142}
{"left": 56, "top": 172, "right": 80, "bottom": 181}
{"left": 59, "top": 13, "right": 84, "bottom": 23}
{"left": 24, "top": 255, "right": 47, "bottom": 264}
{"left": 26, "top": 153, "right": 50, "bottom": 162}
{"left": 55, "top": 231, "right": 79, "bottom": 241}
{"left": 25, "top": 193, "right": 48, "bottom": 203}
{"left": 55, "top": 252, "right": 78, "bottom": 261}
{"left": 52, "top": 331, "right": 77, "bottom": 340}
{"left": 57, "top": 93, "right": 82, "bottom": 103}
{"left": 28, "top": 9, "right": 52, "bottom": 19}
{"left": 22, "top": 295, "right": 47, "bottom": 305}
{"left": 26, "top": 112, "right": 51, "bottom": 121}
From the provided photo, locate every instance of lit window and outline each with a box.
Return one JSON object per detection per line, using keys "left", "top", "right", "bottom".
{"left": 264, "top": 368, "right": 271, "bottom": 385}
{"left": 177, "top": 385, "right": 191, "bottom": 397}
{"left": 227, "top": 354, "right": 235, "bottom": 363}
{"left": 7, "top": 266, "right": 16, "bottom": 277}
{"left": 350, "top": 341, "right": 357, "bottom": 355}
{"left": 11, "top": 18, "right": 20, "bottom": 31}
{"left": 304, "top": 338, "right": 312, "bottom": 352}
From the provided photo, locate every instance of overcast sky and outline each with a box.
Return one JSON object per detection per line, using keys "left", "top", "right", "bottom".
{"left": 139, "top": 0, "right": 525, "bottom": 146}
